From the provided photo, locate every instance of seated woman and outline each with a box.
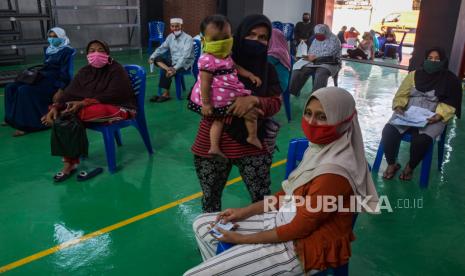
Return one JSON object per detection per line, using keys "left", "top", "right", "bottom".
{"left": 3, "top": 27, "right": 74, "bottom": 137}
{"left": 184, "top": 87, "right": 379, "bottom": 276}
{"left": 42, "top": 40, "right": 136, "bottom": 182}
{"left": 267, "top": 28, "right": 291, "bottom": 92}
{"left": 290, "top": 24, "right": 341, "bottom": 95}
{"left": 379, "top": 28, "right": 397, "bottom": 59}
{"left": 347, "top": 32, "right": 374, "bottom": 60}
{"left": 381, "top": 47, "right": 462, "bottom": 180}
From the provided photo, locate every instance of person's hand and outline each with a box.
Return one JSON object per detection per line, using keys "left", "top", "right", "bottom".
{"left": 41, "top": 108, "right": 59, "bottom": 126}
{"left": 243, "top": 107, "right": 264, "bottom": 121}
{"left": 64, "top": 101, "right": 84, "bottom": 113}
{"left": 216, "top": 208, "right": 247, "bottom": 224}
{"left": 201, "top": 103, "right": 213, "bottom": 117}
{"left": 427, "top": 114, "right": 443, "bottom": 124}
{"left": 214, "top": 229, "right": 245, "bottom": 244}
{"left": 148, "top": 58, "right": 154, "bottom": 64}
{"left": 166, "top": 67, "right": 176, "bottom": 77}
{"left": 248, "top": 74, "right": 262, "bottom": 87}
{"left": 227, "top": 96, "right": 259, "bottom": 118}
{"left": 394, "top": 106, "right": 405, "bottom": 115}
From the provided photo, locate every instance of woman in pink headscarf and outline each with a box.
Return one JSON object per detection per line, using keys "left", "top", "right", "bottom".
{"left": 267, "top": 28, "right": 291, "bottom": 91}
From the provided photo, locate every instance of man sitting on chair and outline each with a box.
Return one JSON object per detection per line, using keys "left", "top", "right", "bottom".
{"left": 149, "top": 18, "right": 194, "bottom": 103}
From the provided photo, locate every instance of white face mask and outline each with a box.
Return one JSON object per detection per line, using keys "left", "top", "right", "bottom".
{"left": 173, "top": 30, "right": 182, "bottom": 36}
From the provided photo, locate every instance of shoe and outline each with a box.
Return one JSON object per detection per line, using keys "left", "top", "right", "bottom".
{"left": 53, "top": 169, "right": 77, "bottom": 183}
{"left": 77, "top": 167, "right": 103, "bottom": 182}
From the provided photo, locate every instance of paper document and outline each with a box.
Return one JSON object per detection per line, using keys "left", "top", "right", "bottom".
{"left": 292, "top": 59, "right": 311, "bottom": 70}
{"left": 391, "top": 106, "right": 435, "bottom": 128}
{"left": 209, "top": 221, "right": 234, "bottom": 238}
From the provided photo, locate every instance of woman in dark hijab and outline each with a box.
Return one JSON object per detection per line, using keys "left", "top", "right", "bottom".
{"left": 191, "top": 14, "right": 282, "bottom": 212}
{"left": 381, "top": 47, "right": 462, "bottom": 180}
{"left": 42, "top": 40, "right": 136, "bottom": 182}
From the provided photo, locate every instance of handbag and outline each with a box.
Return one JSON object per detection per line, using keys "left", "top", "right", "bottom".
{"left": 15, "top": 65, "right": 44, "bottom": 84}
{"left": 51, "top": 113, "right": 89, "bottom": 158}
{"left": 296, "top": 41, "right": 308, "bottom": 58}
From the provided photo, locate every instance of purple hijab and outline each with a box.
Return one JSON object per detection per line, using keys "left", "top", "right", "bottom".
{"left": 267, "top": 28, "right": 291, "bottom": 70}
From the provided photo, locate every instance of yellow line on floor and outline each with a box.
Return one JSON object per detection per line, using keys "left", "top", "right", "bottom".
{"left": 0, "top": 158, "right": 287, "bottom": 273}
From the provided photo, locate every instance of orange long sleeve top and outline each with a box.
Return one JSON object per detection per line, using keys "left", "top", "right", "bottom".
{"left": 274, "top": 174, "right": 355, "bottom": 272}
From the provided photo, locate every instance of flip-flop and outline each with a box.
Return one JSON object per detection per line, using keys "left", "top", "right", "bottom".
{"left": 53, "top": 169, "right": 77, "bottom": 183}
{"left": 77, "top": 167, "right": 103, "bottom": 182}
{"left": 383, "top": 163, "right": 401, "bottom": 180}
{"left": 155, "top": 95, "right": 171, "bottom": 103}
{"left": 149, "top": 95, "right": 160, "bottom": 102}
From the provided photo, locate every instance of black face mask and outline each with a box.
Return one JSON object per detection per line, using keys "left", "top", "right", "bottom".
{"left": 303, "top": 18, "right": 310, "bottom": 23}
{"left": 241, "top": 39, "right": 267, "bottom": 56}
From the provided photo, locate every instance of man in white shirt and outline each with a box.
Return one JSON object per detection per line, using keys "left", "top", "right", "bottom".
{"left": 149, "top": 18, "right": 194, "bottom": 102}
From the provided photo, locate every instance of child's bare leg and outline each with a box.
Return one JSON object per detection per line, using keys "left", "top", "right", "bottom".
{"left": 208, "top": 119, "right": 226, "bottom": 158}
{"left": 245, "top": 119, "right": 262, "bottom": 149}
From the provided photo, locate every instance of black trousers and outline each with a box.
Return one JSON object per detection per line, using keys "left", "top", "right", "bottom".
{"left": 347, "top": 48, "right": 368, "bottom": 60}
{"left": 382, "top": 124, "right": 433, "bottom": 169}
{"left": 193, "top": 154, "right": 272, "bottom": 212}
{"left": 154, "top": 56, "right": 187, "bottom": 90}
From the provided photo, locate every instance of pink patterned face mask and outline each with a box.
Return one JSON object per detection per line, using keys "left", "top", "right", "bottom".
{"left": 87, "top": 52, "right": 109, "bottom": 68}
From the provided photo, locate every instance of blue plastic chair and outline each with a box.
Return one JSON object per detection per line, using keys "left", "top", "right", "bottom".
{"left": 372, "top": 125, "right": 447, "bottom": 188}
{"left": 157, "top": 39, "right": 201, "bottom": 100}
{"left": 147, "top": 21, "right": 165, "bottom": 54}
{"left": 383, "top": 32, "right": 407, "bottom": 62}
{"left": 282, "top": 23, "right": 295, "bottom": 41}
{"left": 272, "top": 21, "right": 284, "bottom": 32}
{"left": 67, "top": 48, "right": 77, "bottom": 79}
{"left": 88, "top": 65, "right": 154, "bottom": 173}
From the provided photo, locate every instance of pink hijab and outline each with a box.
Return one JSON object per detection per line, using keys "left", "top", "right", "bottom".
{"left": 267, "top": 28, "right": 291, "bottom": 70}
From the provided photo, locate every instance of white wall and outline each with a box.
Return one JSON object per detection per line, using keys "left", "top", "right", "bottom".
{"left": 262, "top": 0, "right": 312, "bottom": 24}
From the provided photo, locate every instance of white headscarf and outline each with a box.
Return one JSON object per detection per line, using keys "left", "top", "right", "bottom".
{"left": 308, "top": 24, "right": 341, "bottom": 58}
{"left": 282, "top": 87, "right": 379, "bottom": 213}
{"left": 46, "top": 27, "right": 70, "bottom": 55}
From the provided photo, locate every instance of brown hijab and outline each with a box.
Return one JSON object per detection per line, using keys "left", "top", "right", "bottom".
{"left": 59, "top": 40, "right": 136, "bottom": 109}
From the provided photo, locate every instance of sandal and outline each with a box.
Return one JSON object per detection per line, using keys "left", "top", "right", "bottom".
{"left": 53, "top": 169, "right": 77, "bottom": 183}
{"left": 149, "top": 95, "right": 160, "bottom": 102}
{"left": 399, "top": 168, "right": 413, "bottom": 181}
{"left": 77, "top": 167, "right": 103, "bottom": 182}
{"left": 12, "top": 130, "right": 26, "bottom": 137}
{"left": 155, "top": 95, "right": 171, "bottom": 103}
{"left": 383, "top": 163, "right": 401, "bottom": 180}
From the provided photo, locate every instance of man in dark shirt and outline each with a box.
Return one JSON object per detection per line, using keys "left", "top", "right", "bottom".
{"left": 292, "top": 12, "right": 313, "bottom": 54}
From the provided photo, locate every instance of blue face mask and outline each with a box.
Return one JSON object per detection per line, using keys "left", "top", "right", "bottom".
{"left": 48, "top": 37, "right": 63, "bottom": 47}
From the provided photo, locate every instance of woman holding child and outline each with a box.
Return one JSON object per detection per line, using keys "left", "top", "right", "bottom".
{"left": 191, "top": 14, "right": 282, "bottom": 213}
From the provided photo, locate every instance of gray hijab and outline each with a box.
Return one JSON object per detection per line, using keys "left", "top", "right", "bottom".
{"left": 308, "top": 24, "right": 341, "bottom": 58}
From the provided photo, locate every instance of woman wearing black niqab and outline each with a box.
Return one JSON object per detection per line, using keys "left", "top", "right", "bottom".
{"left": 381, "top": 47, "right": 462, "bottom": 180}
{"left": 191, "top": 14, "right": 283, "bottom": 213}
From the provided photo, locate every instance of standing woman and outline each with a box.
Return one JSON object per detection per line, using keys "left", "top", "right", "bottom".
{"left": 381, "top": 47, "right": 462, "bottom": 180}
{"left": 4, "top": 27, "right": 74, "bottom": 136}
{"left": 191, "top": 14, "right": 282, "bottom": 212}
{"left": 267, "top": 28, "right": 291, "bottom": 92}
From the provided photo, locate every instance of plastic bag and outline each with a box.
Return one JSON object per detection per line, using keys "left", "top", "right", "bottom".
{"left": 296, "top": 41, "right": 308, "bottom": 58}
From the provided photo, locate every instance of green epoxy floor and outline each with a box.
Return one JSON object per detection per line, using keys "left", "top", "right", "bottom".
{"left": 1, "top": 52, "right": 464, "bottom": 275}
